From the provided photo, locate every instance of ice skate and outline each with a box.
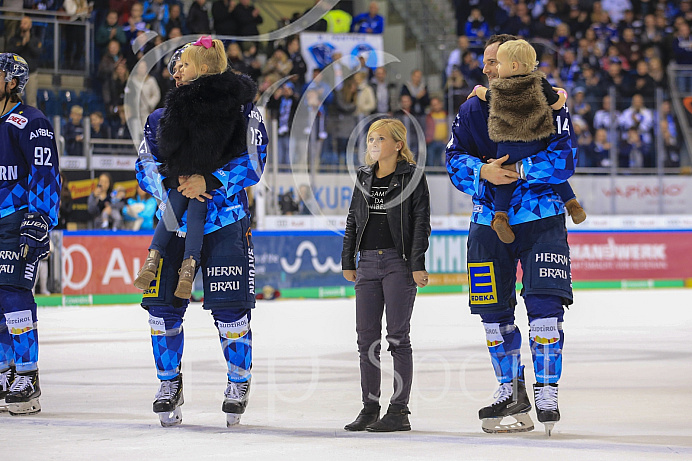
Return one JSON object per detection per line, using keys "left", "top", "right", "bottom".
{"left": 534, "top": 382, "right": 560, "bottom": 436}
{"left": 344, "top": 403, "right": 380, "bottom": 431}
{"left": 153, "top": 374, "right": 184, "bottom": 427}
{"left": 479, "top": 378, "right": 534, "bottom": 434}
{"left": 0, "top": 366, "right": 15, "bottom": 412}
{"left": 565, "top": 198, "right": 586, "bottom": 224}
{"left": 222, "top": 378, "right": 250, "bottom": 427}
{"left": 491, "top": 211, "right": 515, "bottom": 243}
{"left": 6, "top": 369, "right": 41, "bottom": 415}
{"left": 173, "top": 257, "right": 196, "bottom": 299}
{"left": 134, "top": 249, "right": 161, "bottom": 290}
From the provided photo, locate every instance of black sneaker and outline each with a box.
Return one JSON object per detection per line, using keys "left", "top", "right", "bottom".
{"left": 366, "top": 404, "right": 411, "bottom": 432}
{"left": 344, "top": 403, "right": 380, "bottom": 431}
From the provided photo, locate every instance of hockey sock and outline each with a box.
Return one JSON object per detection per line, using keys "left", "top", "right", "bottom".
{"left": 149, "top": 313, "right": 184, "bottom": 380}
{"left": 0, "top": 316, "right": 14, "bottom": 370}
{"left": 529, "top": 317, "right": 564, "bottom": 384}
{"left": 214, "top": 310, "right": 252, "bottom": 382}
{"left": 483, "top": 322, "right": 523, "bottom": 383}
{"left": 4, "top": 310, "right": 38, "bottom": 373}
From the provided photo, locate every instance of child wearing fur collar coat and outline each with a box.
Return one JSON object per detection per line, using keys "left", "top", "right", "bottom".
{"left": 469, "top": 39, "right": 586, "bottom": 244}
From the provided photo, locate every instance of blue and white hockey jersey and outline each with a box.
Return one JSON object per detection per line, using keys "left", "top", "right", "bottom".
{"left": 0, "top": 103, "right": 61, "bottom": 228}
{"left": 445, "top": 96, "right": 577, "bottom": 226}
{"left": 136, "top": 103, "right": 268, "bottom": 234}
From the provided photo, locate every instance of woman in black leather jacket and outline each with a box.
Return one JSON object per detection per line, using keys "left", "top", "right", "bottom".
{"left": 341, "top": 118, "right": 431, "bottom": 433}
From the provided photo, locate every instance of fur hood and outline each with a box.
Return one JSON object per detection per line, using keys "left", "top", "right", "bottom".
{"left": 487, "top": 72, "right": 555, "bottom": 143}
{"left": 157, "top": 71, "right": 257, "bottom": 178}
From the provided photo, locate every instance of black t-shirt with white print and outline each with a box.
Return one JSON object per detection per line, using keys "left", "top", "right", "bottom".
{"left": 360, "top": 172, "right": 395, "bottom": 250}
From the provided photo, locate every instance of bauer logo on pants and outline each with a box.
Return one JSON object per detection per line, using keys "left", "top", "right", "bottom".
{"left": 5, "top": 310, "right": 34, "bottom": 335}
{"left": 529, "top": 318, "right": 560, "bottom": 345}
{"left": 218, "top": 315, "right": 249, "bottom": 339}
{"left": 468, "top": 262, "right": 498, "bottom": 305}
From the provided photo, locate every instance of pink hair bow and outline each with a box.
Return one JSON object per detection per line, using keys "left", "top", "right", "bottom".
{"left": 193, "top": 36, "right": 213, "bottom": 49}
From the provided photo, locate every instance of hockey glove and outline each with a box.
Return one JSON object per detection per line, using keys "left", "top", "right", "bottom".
{"left": 19, "top": 212, "right": 50, "bottom": 265}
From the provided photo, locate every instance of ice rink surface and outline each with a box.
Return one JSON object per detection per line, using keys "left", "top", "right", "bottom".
{"left": 1, "top": 289, "right": 691, "bottom": 460}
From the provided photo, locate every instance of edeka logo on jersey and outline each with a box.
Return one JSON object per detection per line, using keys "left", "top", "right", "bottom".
{"left": 5, "top": 310, "right": 33, "bottom": 335}
{"left": 142, "top": 257, "right": 163, "bottom": 298}
{"left": 148, "top": 315, "right": 166, "bottom": 336}
{"left": 468, "top": 262, "right": 498, "bottom": 305}
{"left": 529, "top": 318, "right": 560, "bottom": 345}
{"left": 483, "top": 322, "right": 504, "bottom": 347}
{"left": 218, "top": 315, "right": 249, "bottom": 339}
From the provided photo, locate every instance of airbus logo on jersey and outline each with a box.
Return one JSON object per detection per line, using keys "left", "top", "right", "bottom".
{"left": 7, "top": 114, "right": 28, "bottom": 129}
{"left": 29, "top": 128, "right": 54, "bottom": 140}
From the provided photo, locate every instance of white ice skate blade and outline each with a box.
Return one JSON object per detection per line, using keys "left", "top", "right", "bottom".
{"left": 8, "top": 397, "right": 41, "bottom": 416}
{"left": 481, "top": 412, "right": 534, "bottom": 434}
{"left": 157, "top": 407, "right": 182, "bottom": 427}
{"left": 543, "top": 422, "right": 555, "bottom": 436}
{"left": 226, "top": 413, "right": 242, "bottom": 427}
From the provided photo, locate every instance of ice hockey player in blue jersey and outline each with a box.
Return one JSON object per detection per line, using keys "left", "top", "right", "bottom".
{"left": 445, "top": 35, "right": 575, "bottom": 436}
{"left": 135, "top": 42, "right": 267, "bottom": 428}
{"left": 0, "top": 53, "right": 60, "bottom": 415}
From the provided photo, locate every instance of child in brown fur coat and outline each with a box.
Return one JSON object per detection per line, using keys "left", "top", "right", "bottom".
{"left": 470, "top": 39, "right": 586, "bottom": 243}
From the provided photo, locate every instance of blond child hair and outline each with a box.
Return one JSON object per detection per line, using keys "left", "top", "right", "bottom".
{"left": 498, "top": 39, "right": 538, "bottom": 74}
{"left": 365, "top": 118, "right": 415, "bottom": 166}
{"left": 180, "top": 38, "right": 228, "bottom": 78}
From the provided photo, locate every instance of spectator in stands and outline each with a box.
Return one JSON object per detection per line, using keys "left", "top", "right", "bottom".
{"left": 232, "top": 0, "right": 263, "bottom": 36}
{"left": 212, "top": 0, "right": 237, "bottom": 36}
{"left": 588, "top": 128, "right": 613, "bottom": 168}
{"left": 576, "top": 37, "right": 602, "bottom": 71}
{"left": 503, "top": 1, "right": 533, "bottom": 38}
{"left": 261, "top": 48, "right": 293, "bottom": 87}
{"left": 534, "top": 0, "right": 564, "bottom": 39}
{"left": 133, "top": 64, "right": 161, "bottom": 127}
{"left": 64, "top": 105, "right": 85, "bottom": 156}
{"left": 242, "top": 42, "right": 262, "bottom": 82}
{"left": 371, "top": 67, "right": 393, "bottom": 116}
{"left": 619, "top": 93, "right": 654, "bottom": 145}
{"left": 658, "top": 99, "right": 681, "bottom": 167}
{"left": 619, "top": 127, "right": 652, "bottom": 167}
{"left": 354, "top": 71, "right": 376, "bottom": 118}
{"left": 95, "top": 10, "right": 127, "bottom": 54}
{"left": 109, "top": 0, "right": 135, "bottom": 24}
{"left": 324, "top": 7, "right": 352, "bottom": 33}
{"left": 571, "top": 87, "right": 593, "bottom": 128}
{"left": 424, "top": 95, "right": 448, "bottom": 167}
{"left": 87, "top": 173, "right": 114, "bottom": 229}
{"left": 104, "top": 60, "right": 130, "bottom": 124}
{"left": 459, "top": 50, "right": 484, "bottom": 87}
{"left": 465, "top": 8, "right": 490, "bottom": 39}
{"left": 351, "top": 1, "right": 384, "bottom": 34}
{"left": 286, "top": 35, "right": 307, "bottom": 89}
{"left": 142, "top": 0, "right": 169, "bottom": 37}
{"left": 97, "top": 39, "right": 125, "bottom": 101}
{"left": 444, "top": 66, "right": 471, "bottom": 115}
{"left": 593, "top": 94, "right": 621, "bottom": 143}
{"left": 618, "top": 27, "right": 642, "bottom": 65}
{"left": 63, "top": 0, "right": 91, "bottom": 69}
{"left": 672, "top": 19, "right": 692, "bottom": 91}
{"left": 122, "top": 2, "right": 147, "bottom": 46}
{"left": 326, "top": 76, "right": 358, "bottom": 166}
{"left": 446, "top": 36, "right": 471, "bottom": 80}
{"left": 647, "top": 56, "right": 667, "bottom": 91}
{"left": 630, "top": 59, "right": 656, "bottom": 100}
{"left": 226, "top": 42, "right": 250, "bottom": 74}
{"left": 89, "top": 111, "right": 111, "bottom": 142}
{"left": 400, "top": 69, "right": 429, "bottom": 118}
{"left": 7, "top": 16, "right": 41, "bottom": 107}
{"left": 640, "top": 13, "right": 664, "bottom": 52}
{"left": 393, "top": 94, "right": 420, "bottom": 156}
{"left": 559, "top": 49, "right": 581, "bottom": 92}
{"left": 602, "top": 0, "right": 632, "bottom": 24}
{"left": 165, "top": 3, "right": 186, "bottom": 36}
{"left": 187, "top": 0, "right": 211, "bottom": 34}
{"left": 123, "top": 185, "right": 157, "bottom": 230}
{"left": 566, "top": 0, "right": 590, "bottom": 39}
{"left": 601, "top": 58, "right": 629, "bottom": 109}
{"left": 297, "top": 184, "right": 316, "bottom": 215}
{"left": 266, "top": 81, "right": 298, "bottom": 168}
{"left": 552, "top": 23, "right": 574, "bottom": 52}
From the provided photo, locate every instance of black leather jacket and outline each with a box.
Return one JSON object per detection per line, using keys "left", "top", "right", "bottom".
{"left": 342, "top": 160, "right": 431, "bottom": 271}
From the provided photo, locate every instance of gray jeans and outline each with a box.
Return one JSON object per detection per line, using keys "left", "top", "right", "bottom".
{"left": 354, "top": 248, "right": 417, "bottom": 406}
